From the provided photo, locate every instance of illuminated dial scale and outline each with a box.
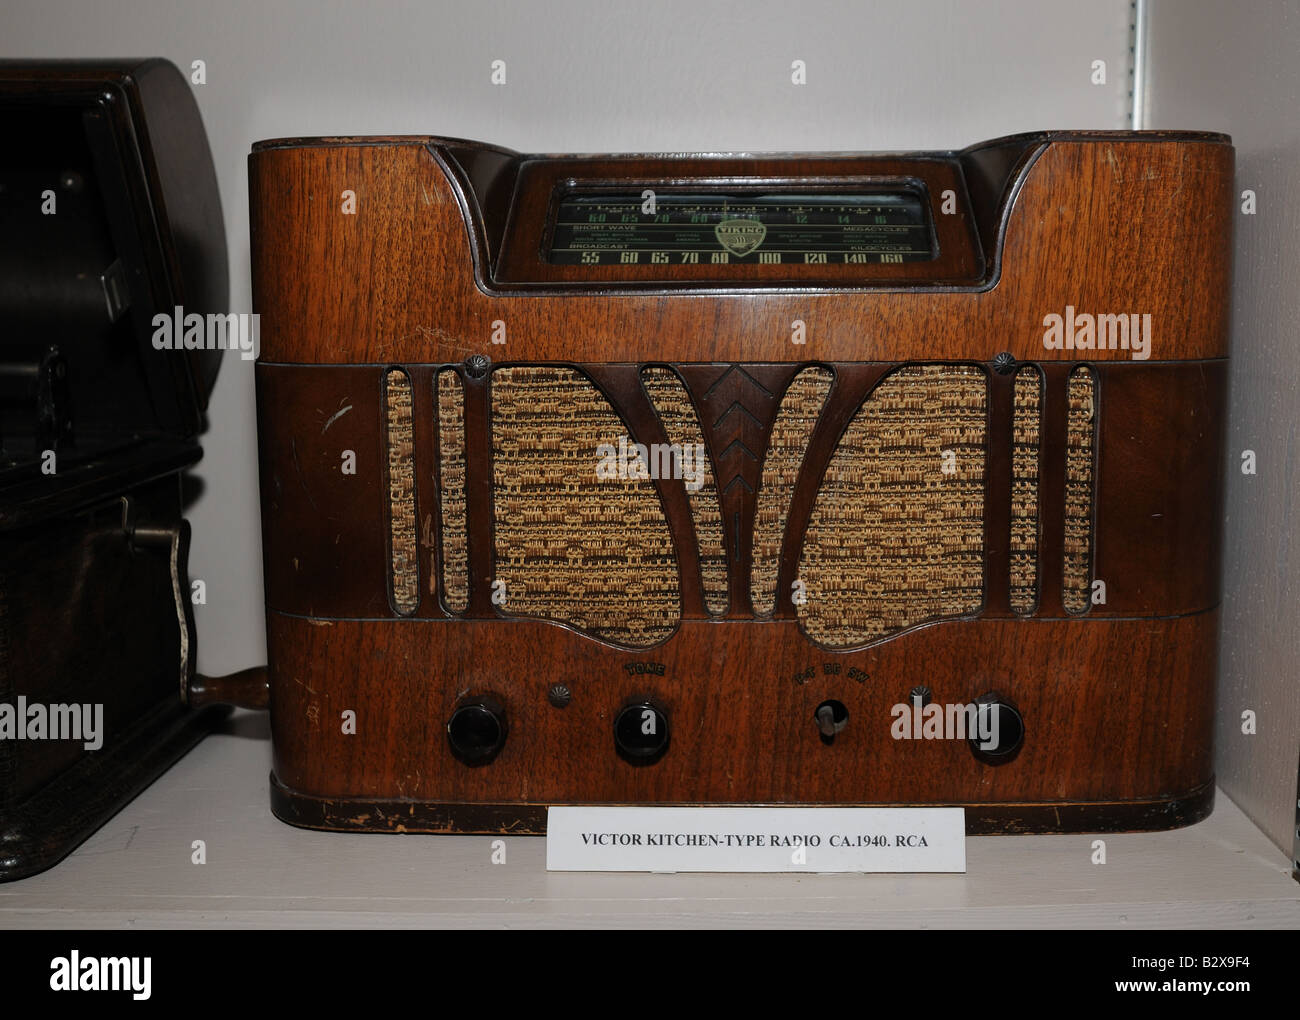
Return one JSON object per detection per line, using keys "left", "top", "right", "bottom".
{"left": 546, "top": 191, "right": 936, "bottom": 266}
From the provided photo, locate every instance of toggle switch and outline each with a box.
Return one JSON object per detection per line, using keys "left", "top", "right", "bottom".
{"left": 814, "top": 699, "right": 849, "bottom": 744}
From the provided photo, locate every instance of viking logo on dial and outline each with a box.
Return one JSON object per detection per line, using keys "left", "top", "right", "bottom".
{"left": 715, "top": 218, "right": 767, "bottom": 257}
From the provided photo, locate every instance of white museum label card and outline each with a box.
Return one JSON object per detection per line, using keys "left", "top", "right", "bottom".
{"left": 545, "top": 806, "right": 966, "bottom": 873}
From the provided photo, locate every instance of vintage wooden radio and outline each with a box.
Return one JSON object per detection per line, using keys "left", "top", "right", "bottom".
{"left": 250, "top": 130, "right": 1231, "bottom": 834}
{"left": 0, "top": 59, "right": 230, "bottom": 879}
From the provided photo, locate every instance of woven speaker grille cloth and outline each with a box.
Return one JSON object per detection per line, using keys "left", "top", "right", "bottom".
{"left": 1063, "top": 367, "right": 1096, "bottom": 613}
{"left": 385, "top": 369, "right": 419, "bottom": 614}
{"left": 492, "top": 366, "right": 679, "bottom": 646}
{"left": 797, "top": 364, "right": 986, "bottom": 647}
{"left": 640, "top": 366, "right": 727, "bottom": 615}
{"left": 1010, "top": 366, "right": 1042, "bottom": 614}
{"left": 752, "top": 367, "right": 834, "bottom": 615}
{"left": 437, "top": 369, "right": 468, "bottom": 612}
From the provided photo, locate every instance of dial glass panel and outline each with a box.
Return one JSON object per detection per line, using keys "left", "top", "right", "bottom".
{"left": 545, "top": 189, "right": 936, "bottom": 266}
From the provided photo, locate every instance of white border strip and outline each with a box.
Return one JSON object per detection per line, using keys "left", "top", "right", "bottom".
{"left": 1131, "top": 0, "right": 1149, "bottom": 129}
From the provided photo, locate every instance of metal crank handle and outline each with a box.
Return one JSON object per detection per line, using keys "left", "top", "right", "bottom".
{"left": 127, "top": 510, "right": 269, "bottom": 711}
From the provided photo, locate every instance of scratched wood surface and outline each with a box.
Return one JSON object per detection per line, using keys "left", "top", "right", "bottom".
{"left": 264, "top": 614, "right": 1218, "bottom": 819}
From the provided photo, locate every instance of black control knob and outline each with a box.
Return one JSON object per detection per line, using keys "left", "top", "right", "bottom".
{"left": 614, "top": 701, "right": 670, "bottom": 765}
{"left": 968, "top": 694, "right": 1025, "bottom": 764}
{"left": 447, "top": 699, "right": 507, "bottom": 765}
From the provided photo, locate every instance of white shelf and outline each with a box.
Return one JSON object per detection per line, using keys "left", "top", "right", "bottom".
{"left": 3, "top": 711, "right": 1297, "bottom": 929}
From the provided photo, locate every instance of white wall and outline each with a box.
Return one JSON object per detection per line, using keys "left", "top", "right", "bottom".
{"left": 1143, "top": 0, "right": 1300, "bottom": 859}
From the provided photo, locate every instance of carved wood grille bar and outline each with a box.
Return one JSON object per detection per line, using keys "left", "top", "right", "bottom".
{"left": 640, "top": 366, "right": 728, "bottom": 615}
